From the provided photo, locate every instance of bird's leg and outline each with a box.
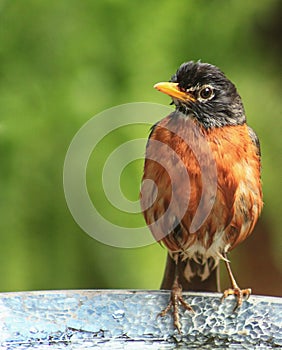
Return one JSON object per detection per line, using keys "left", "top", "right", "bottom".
{"left": 159, "top": 265, "right": 194, "bottom": 333}
{"left": 216, "top": 263, "right": 221, "bottom": 292}
{"left": 221, "top": 252, "right": 251, "bottom": 310}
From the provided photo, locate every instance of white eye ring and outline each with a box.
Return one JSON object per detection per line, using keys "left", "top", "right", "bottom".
{"left": 198, "top": 85, "right": 214, "bottom": 100}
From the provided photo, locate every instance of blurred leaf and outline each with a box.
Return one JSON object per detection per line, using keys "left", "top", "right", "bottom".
{"left": 0, "top": 0, "right": 280, "bottom": 293}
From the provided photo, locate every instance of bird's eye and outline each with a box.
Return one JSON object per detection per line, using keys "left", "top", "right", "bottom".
{"left": 199, "top": 86, "right": 214, "bottom": 100}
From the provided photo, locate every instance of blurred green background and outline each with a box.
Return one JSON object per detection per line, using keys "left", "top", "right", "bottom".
{"left": 0, "top": 0, "right": 281, "bottom": 295}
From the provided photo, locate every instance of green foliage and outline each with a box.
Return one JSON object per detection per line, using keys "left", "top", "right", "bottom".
{"left": 0, "top": 0, "right": 280, "bottom": 292}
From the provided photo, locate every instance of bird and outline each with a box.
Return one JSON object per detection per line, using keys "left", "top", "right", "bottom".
{"left": 140, "top": 61, "right": 263, "bottom": 332}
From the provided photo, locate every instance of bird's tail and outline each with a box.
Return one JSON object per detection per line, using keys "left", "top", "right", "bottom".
{"left": 160, "top": 254, "right": 220, "bottom": 292}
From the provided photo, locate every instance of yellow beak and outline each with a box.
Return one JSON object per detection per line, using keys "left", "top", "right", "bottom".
{"left": 154, "top": 82, "right": 196, "bottom": 102}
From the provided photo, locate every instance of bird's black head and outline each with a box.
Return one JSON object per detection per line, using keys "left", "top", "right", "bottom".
{"left": 154, "top": 61, "right": 246, "bottom": 129}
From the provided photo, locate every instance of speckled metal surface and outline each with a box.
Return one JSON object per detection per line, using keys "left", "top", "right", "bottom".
{"left": 0, "top": 290, "right": 281, "bottom": 349}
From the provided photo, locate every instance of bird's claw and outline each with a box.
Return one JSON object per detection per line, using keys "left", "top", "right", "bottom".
{"left": 158, "top": 277, "right": 194, "bottom": 333}
{"left": 221, "top": 287, "right": 251, "bottom": 311}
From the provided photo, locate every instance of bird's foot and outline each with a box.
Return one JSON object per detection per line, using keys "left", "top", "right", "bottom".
{"left": 158, "top": 276, "right": 194, "bottom": 333}
{"left": 221, "top": 287, "right": 251, "bottom": 311}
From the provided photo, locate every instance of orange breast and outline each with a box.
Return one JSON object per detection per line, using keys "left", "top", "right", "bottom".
{"left": 140, "top": 115, "right": 263, "bottom": 256}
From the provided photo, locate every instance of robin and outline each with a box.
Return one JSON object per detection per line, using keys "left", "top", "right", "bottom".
{"left": 140, "top": 61, "right": 263, "bottom": 332}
